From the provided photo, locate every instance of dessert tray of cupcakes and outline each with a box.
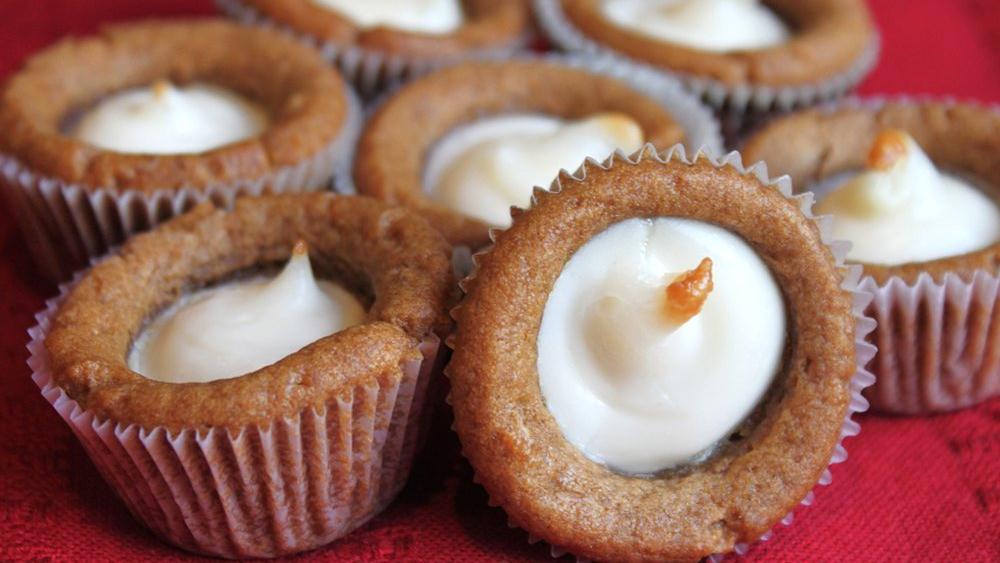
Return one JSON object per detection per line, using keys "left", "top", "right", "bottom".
{"left": 0, "top": 1, "right": 996, "bottom": 561}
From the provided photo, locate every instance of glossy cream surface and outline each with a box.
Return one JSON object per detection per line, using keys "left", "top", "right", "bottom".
{"left": 425, "top": 113, "right": 644, "bottom": 227}
{"left": 602, "top": 0, "right": 789, "bottom": 52}
{"left": 816, "top": 130, "right": 1000, "bottom": 265}
{"left": 312, "top": 0, "right": 463, "bottom": 33}
{"left": 128, "top": 244, "right": 365, "bottom": 383}
{"left": 73, "top": 81, "right": 268, "bottom": 154}
{"left": 537, "top": 217, "right": 786, "bottom": 474}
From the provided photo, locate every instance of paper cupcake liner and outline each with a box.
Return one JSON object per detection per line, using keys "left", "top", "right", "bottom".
{"left": 27, "top": 270, "right": 442, "bottom": 558}
{"left": 447, "top": 144, "right": 877, "bottom": 561}
{"left": 216, "top": 0, "right": 533, "bottom": 99}
{"left": 861, "top": 272, "right": 1000, "bottom": 414}
{"left": 780, "top": 96, "right": 1000, "bottom": 415}
{"left": 533, "top": 0, "right": 880, "bottom": 143}
{"left": 0, "top": 87, "right": 363, "bottom": 285}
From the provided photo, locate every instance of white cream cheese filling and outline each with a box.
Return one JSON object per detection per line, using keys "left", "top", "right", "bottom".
{"left": 601, "top": 0, "right": 790, "bottom": 53}
{"left": 816, "top": 130, "right": 1000, "bottom": 265}
{"left": 537, "top": 217, "right": 786, "bottom": 474}
{"left": 311, "top": 0, "right": 463, "bottom": 34}
{"left": 425, "top": 113, "right": 644, "bottom": 227}
{"left": 128, "top": 242, "right": 365, "bottom": 383}
{"left": 73, "top": 80, "right": 268, "bottom": 155}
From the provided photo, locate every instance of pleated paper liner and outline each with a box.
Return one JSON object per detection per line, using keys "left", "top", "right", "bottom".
{"left": 532, "top": 0, "right": 880, "bottom": 146}
{"left": 28, "top": 268, "right": 444, "bottom": 559}
{"left": 0, "top": 85, "right": 363, "bottom": 285}
{"left": 794, "top": 96, "right": 1000, "bottom": 414}
{"left": 216, "top": 0, "right": 534, "bottom": 99}
{"left": 862, "top": 273, "right": 1000, "bottom": 414}
{"left": 446, "top": 144, "right": 877, "bottom": 561}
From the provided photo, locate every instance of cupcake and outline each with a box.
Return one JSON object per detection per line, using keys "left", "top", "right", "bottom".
{"left": 446, "top": 145, "right": 875, "bottom": 560}
{"left": 0, "top": 19, "right": 362, "bottom": 283}
{"left": 218, "top": 0, "right": 534, "bottom": 97}
{"left": 351, "top": 56, "right": 722, "bottom": 249}
{"left": 743, "top": 99, "right": 1000, "bottom": 414}
{"left": 535, "top": 0, "right": 879, "bottom": 138}
{"left": 28, "top": 193, "right": 455, "bottom": 557}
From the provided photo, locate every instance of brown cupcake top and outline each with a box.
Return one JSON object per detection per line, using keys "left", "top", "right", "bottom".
{"left": 742, "top": 100, "right": 1000, "bottom": 284}
{"left": 241, "top": 0, "right": 531, "bottom": 58}
{"left": 559, "top": 0, "right": 875, "bottom": 87}
{"left": 0, "top": 19, "right": 351, "bottom": 192}
{"left": 353, "top": 59, "right": 686, "bottom": 248}
{"left": 447, "top": 148, "right": 857, "bottom": 561}
{"left": 44, "top": 193, "right": 455, "bottom": 431}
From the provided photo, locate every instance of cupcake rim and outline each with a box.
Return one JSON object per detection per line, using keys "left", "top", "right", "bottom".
{"left": 0, "top": 19, "right": 356, "bottom": 193}
{"left": 534, "top": 0, "right": 881, "bottom": 112}
{"left": 38, "top": 193, "right": 456, "bottom": 432}
{"left": 446, "top": 143, "right": 876, "bottom": 561}
{"left": 350, "top": 54, "right": 723, "bottom": 249}
{"left": 741, "top": 96, "right": 1000, "bottom": 285}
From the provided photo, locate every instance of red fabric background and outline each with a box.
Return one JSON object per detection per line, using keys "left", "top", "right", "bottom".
{"left": 1, "top": 1, "right": 998, "bottom": 561}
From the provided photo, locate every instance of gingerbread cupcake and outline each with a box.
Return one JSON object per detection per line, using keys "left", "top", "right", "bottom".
{"left": 535, "top": 0, "right": 879, "bottom": 138}
{"left": 0, "top": 19, "right": 362, "bottom": 282}
{"left": 352, "top": 56, "right": 722, "bottom": 249}
{"left": 743, "top": 99, "right": 1000, "bottom": 414}
{"left": 218, "top": 0, "right": 534, "bottom": 97}
{"left": 28, "top": 193, "right": 454, "bottom": 557}
{"left": 447, "top": 145, "right": 875, "bottom": 560}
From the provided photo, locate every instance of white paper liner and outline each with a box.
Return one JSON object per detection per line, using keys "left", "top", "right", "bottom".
{"left": 0, "top": 87, "right": 363, "bottom": 284}
{"left": 27, "top": 269, "right": 443, "bottom": 559}
{"left": 787, "top": 96, "right": 1000, "bottom": 414}
{"left": 447, "top": 144, "right": 877, "bottom": 561}
{"left": 216, "top": 0, "right": 534, "bottom": 99}
{"left": 533, "top": 0, "right": 880, "bottom": 126}
{"left": 861, "top": 272, "right": 1000, "bottom": 414}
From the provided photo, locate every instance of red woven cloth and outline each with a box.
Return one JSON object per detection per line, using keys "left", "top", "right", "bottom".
{"left": 1, "top": 1, "right": 998, "bottom": 561}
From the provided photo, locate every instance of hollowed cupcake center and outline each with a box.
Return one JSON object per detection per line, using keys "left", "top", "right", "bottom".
{"left": 128, "top": 241, "right": 365, "bottom": 383}
{"left": 601, "top": 0, "right": 789, "bottom": 52}
{"left": 311, "top": 0, "right": 464, "bottom": 34}
{"left": 815, "top": 129, "right": 1000, "bottom": 265}
{"left": 537, "top": 217, "right": 786, "bottom": 474}
{"left": 72, "top": 80, "right": 269, "bottom": 155}
{"left": 423, "top": 112, "right": 644, "bottom": 227}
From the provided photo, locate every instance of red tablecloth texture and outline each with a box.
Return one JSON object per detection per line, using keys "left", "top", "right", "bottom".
{"left": 1, "top": 1, "right": 998, "bottom": 561}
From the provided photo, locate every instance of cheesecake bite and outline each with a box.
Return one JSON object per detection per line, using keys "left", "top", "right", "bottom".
{"left": 353, "top": 58, "right": 720, "bottom": 248}
{"left": 0, "top": 19, "right": 359, "bottom": 282}
{"left": 447, "top": 146, "right": 872, "bottom": 561}
{"left": 743, "top": 100, "right": 1000, "bottom": 414}
{"left": 33, "top": 193, "right": 455, "bottom": 557}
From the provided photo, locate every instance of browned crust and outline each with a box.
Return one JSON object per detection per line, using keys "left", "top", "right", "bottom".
{"left": 742, "top": 101, "right": 1000, "bottom": 285}
{"left": 44, "top": 194, "right": 456, "bottom": 431}
{"left": 561, "top": 0, "right": 875, "bottom": 87}
{"left": 353, "top": 60, "right": 687, "bottom": 248}
{"left": 242, "top": 0, "right": 532, "bottom": 57}
{"left": 447, "top": 152, "right": 856, "bottom": 561}
{"left": 0, "top": 19, "right": 350, "bottom": 192}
